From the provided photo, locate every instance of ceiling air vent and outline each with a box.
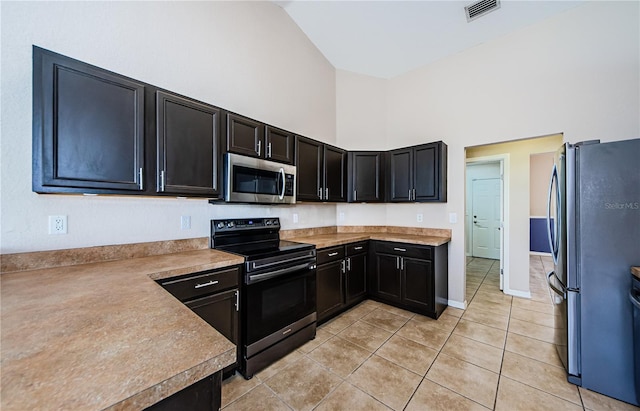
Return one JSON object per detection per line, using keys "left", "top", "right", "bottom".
{"left": 465, "top": 0, "right": 501, "bottom": 22}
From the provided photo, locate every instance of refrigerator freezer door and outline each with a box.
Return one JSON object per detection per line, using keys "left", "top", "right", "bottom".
{"left": 576, "top": 139, "right": 640, "bottom": 405}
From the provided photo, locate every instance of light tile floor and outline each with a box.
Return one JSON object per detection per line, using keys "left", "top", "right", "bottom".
{"left": 222, "top": 256, "right": 639, "bottom": 410}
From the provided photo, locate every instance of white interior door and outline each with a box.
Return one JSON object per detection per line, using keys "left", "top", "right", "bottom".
{"left": 499, "top": 161, "right": 505, "bottom": 290}
{"left": 472, "top": 178, "right": 501, "bottom": 259}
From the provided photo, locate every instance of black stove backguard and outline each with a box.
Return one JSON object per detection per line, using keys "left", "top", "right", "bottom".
{"left": 210, "top": 217, "right": 317, "bottom": 379}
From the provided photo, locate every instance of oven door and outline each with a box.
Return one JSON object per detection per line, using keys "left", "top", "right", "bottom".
{"left": 243, "top": 262, "right": 316, "bottom": 357}
{"left": 225, "top": 153, "right": 296, "bottom": 204}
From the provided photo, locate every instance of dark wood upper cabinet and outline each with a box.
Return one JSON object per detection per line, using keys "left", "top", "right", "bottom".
{"left": 295, "top": 136, "right": 323, "bottom": 201}
{"left": 225, "top": 113, "right": 294, "bottom": 164}
{"left": 225, "top": 113, "right": 264, "bottom": 158}
{"left": 265, "top": 126, "right": 294, "bottom": 164}
{"left": 388, "top": 148, "right": 413, "bottom": 202}
{"left": 156, "top": 91, "right": 221, "bottom": 196}
{"left": 295, "top": 136, "right": 346, "bottom": 202}
{"left": 348, "top": 151, "right": 385, "bottom": 202}
{"left": 33, "top": 46, "right": 145, "bottom": 193}
{"left": 324, "top": 145, "right": 347, "bottom": 202}
{"left": 387, "top": 141, "right": 447, "bottom": 202}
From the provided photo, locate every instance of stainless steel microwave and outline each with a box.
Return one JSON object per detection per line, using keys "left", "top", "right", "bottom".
{"left": 224, "top": 153, "right": 296, "bottom": 204}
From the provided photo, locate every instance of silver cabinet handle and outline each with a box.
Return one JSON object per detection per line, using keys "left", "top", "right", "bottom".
{"left": 354, "top": 246, "right": 363, "bottom": 250}
{"left": 194, "top": 280, "right": 219, "bottom": 289}
{"left": 400, "top": 257, "right": 404, "bottom": 270}
{"left": 160, "top": 170, "right": 166, "bottom": 192}
{"left": 393, "top": 247, "right": 407, "bottom": 252}
{"left": 257, "top": 140, "right": 262, "bottom": 157}
{"left": 235, "top": 290, "right": 239, "bottom": 311}
{"left": 346, "top": 257, "right": 351, "bottom": 271}
{"left": 325, "top": 188, "right": 329, "bottom": 200}
{"left": 354, "top": 190, "right": 357, "bottom": 201}
{"left": 409, "top": 189, "right": 412, "bottom": 200}
{"left": 328, "top": 252, "right": 339, "bottom": 257}
{"left": 138, "top": 168, "right": 144, "bottom": 190}
{"left": 319, "top": 187, "right": 323, "bottom": 200}
{"left": 341, "top": 260, "right": 346, "bottom": 273}
{"left": 396, "top": 256, "right": 400, "bottom": 270}
{"left": 267, "top": 142, "right": 272, "bottom": 158}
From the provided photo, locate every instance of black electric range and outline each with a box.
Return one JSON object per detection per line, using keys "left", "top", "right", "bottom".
{"left": 209, "top": 217, "right": 317, "bottom": 379}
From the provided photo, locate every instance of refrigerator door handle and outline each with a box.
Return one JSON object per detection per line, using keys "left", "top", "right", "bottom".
{"left": 546, "top": 163, "right": 559, "bottom": 264}
{"left": 630, "top": 289, "right": 640, "bottom": 310}
{"left": 547, "top": 271, "right": 566, "bottom": 299}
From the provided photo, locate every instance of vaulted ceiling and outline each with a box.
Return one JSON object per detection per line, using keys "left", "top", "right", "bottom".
{"left": 276, "top": 1, "right": 584, "bottom": 79}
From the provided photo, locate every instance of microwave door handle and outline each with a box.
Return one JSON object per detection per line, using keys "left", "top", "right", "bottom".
{"left": 546, "top": 164, "right": 559, "bottom": 264}
{"left": 278, "top": 168, "right": 286, "bottom": 200}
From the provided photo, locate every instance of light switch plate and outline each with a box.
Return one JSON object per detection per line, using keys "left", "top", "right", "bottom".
{"left": 449, "top": 213, "right": 458, "bottom": 224}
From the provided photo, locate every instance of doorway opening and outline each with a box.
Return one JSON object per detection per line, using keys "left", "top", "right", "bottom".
{"left": 464, "top": 133, "right": 564, "bottom": 304}
{"left": 465, "top": 156, "right": 507, "bottom": 298}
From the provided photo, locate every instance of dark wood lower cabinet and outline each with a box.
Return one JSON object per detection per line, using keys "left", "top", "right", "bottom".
{"left": 345, "top": 251, "right": 367, "bottom": 304}
{"left": 369, "top": 241, "right": 448, "bottom": 319}
{"left": 316, "top": 260, "right": 344, "bottom": 320}
{"left": 316, "top": 242, "right": 368, "bottom": 323}
{"left": 144, "top": 371, "right": 221, "bottom": 411}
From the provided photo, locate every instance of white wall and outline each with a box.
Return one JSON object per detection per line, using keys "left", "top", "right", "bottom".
{"left": 336, "top": 1, "right": 639, "bottom": 305}
{"left": 0, "top": 1, "right": 337, "bottom": 253}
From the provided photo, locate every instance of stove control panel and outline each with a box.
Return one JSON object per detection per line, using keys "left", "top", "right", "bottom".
{"left": 212, "top": 218, "right": 280, "bottom": 232}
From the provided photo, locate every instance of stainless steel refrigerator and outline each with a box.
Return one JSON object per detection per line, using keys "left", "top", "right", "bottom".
{"left": 546, "top": 138, "right": 640, "bottom": 405}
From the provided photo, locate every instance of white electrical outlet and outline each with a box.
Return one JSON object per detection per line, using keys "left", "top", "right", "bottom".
{"left": 181, "top": 216, "right": 191, "bottom": 230}
{"left": 416, "top": 213, "right": 423, "bottom": 223}
{"left": 293, "top": 213, "right": 299, "bottom": 223}
{"left": 449, "top": 213, "right": 458, "bottom": 224}
{"left": 339, "top": 212, "right": 345, "bottom": 222}
{"left": 48, "top": 215, "right": 67, "bottom": 234}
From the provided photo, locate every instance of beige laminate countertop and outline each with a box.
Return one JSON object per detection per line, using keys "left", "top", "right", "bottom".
{"left": 633, "top": 266, "right": 640, "bottom": 280}
{"left": 0, "top": 249, "right": 244, "bottom": 411}
{"left": 288, "top": 232, "right": 451, "bottom": 249}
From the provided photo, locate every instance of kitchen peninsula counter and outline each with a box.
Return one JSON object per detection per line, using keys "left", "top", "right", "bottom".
{"left": 0, "top": 247, "right": 244, "bottom": 411}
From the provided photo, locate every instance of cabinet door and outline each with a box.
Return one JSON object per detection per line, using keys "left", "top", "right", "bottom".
{"left": 265, "top": 126, "right": 294, "bottom": 164}
{"left": 144, "top": 372, "right": 221, "bottom": 411}
{"left": 225, "top": 113, "right": 264, "bottom": 158}
{"left": 324, "top": 145, "right": 347, "bottom": 202}
{"left": 185, "top": 288, "right": 239, "bottom": 345}
{"left": 349, "top": 152, "right": 385, "bottom": 202}
{"left": 388, "top": 148, "right": 413, "bottom": 202}
{"left": 402, "top": 257, "right": 434, "bottom": 312}
{"left": 374, "top": 253, "right": 402, "bottom": 302}
{"left": 316, "top": 261, "right": 344, "bottom": 322}
{"left": 345, "top": 253, "right": 367, "bottom": 304}
{"left": 156, "top": 91, "right": 221, "bottom": 196}
{"left": 414, "top": 143, "right": 438, "bottom": 201}
{"left": 33, "top": 46, "right": 145, "bottom": 193}
{"left": 295, "top": 136, "right": 323, "bottom": 201}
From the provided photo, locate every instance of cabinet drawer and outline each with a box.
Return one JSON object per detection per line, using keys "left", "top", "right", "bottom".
{"left": 159, "top": 267, "right": 239, "bottom": 302}
{"left": 374, "top": 241, "right": 432, "bottom": 260}
{"left": 346, "top": 241, "right": 368, "bottom": 256}
{"left": 317, "top": 246, "right": 345, "bottom": 265}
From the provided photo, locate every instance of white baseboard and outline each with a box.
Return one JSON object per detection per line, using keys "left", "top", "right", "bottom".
{"left": 504, "top": 288, "right": 531, "bottom": 299}
{"left": 530, "top": 251, "right": 552, "bottom": 257}
{"left": 447, "top": 300, "right": 467, "bottom": 309}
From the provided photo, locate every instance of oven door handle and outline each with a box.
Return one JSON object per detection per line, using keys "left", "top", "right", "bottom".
{"left": 247, "top": 262, "right": 315, "bottom": 285}
{"left": 250, "top": 252, "right": 315, "bottom": 271}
